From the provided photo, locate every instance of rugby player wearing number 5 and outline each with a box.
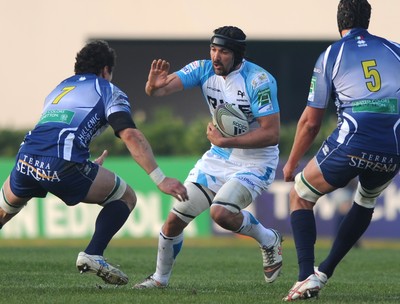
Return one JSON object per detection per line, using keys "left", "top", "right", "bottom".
{"left": 0, "top": 40, "right": 188, "bottom": 286}
{"left": 283, "top": 0, "right": 400, "bottom": 301}
{"left": 134, "top": 26, "right": 282, "bottom": 289}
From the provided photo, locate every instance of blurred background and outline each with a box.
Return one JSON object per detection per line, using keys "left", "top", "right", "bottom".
{"left": 0, "top": 0, "right": 399, "bottom": 241}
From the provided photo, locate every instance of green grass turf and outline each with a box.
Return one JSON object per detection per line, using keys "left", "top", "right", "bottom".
{"left": 0, "top": 237, "right": 399, "bottom": 303}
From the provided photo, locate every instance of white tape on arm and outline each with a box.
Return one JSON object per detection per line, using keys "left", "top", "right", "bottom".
{"left": 149, "top": 167, "right": 166, "bottom": 185}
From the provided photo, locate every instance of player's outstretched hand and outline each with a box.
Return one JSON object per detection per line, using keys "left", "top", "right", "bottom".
{"left": 148, "top": 59, "right": 171, "bottom": 89}
{"left": 158, "top": 177, "right": 189, "bottom": 202}
{"left": 94, "top": 150, "right": 108, "bottom": 166}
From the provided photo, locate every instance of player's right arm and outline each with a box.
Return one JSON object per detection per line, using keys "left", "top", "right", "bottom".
{"left": 282, "top": 106, "right": 325, "bottom": 182}
{"left": 107, "top": 110, "right": 188, "bottom": 202}
{"left": 145, "top": 59, "right": 183, "bottom": 96}
{"left": 119, "top": 126, "right": 188, "bottom": 202}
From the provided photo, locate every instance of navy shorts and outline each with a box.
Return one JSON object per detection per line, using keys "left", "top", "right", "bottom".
{"left": 315, "top": 139, "right": 400, "bottom": 189}
{"left": 9, "top": 153, "right": 99, "bottom": 206}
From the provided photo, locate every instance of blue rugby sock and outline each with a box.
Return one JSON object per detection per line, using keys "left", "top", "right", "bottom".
{"left": 84, "top": 200, "right": 130, "bottom": 256}
{"left": 291, "top": 209, "right": 316, "bottom": 281}
{"left": 319, "top": 203, "right": 373, "bottom": 278}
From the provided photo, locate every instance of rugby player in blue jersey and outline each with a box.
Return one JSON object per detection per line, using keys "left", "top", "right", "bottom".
{"left": 282, "top": 0, "right": 400, "bottom": 301}
{"left": 0, "top": 40, "right": 188, "bottom": 286}
{"left": 134, "top": 26, "right": 283, "bottom": 289}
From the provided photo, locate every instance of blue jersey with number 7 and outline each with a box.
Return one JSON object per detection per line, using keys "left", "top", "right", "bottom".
{"left": 19, "top": 74, "right": 132, "bottom": 162}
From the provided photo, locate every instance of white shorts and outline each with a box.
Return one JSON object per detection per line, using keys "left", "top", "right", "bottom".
{"left": 185, "top": 150, "right": 277, "bottom": 201}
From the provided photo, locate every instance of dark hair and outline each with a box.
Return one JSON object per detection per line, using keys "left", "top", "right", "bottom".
{"left": 337, "top": 0, "right": 371, "bottom": 33}
{"left": 74, "top": 40, "right": 116, "bottom": 75}
{"left": 211, "top": 26, "right": 246, "bottom": 66}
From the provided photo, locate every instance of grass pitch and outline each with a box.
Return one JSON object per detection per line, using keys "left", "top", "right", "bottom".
{"left": 0, "top": 237, "right": 399, "bottom": 304}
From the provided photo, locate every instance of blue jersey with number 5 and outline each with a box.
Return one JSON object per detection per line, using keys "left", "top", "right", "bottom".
{"left": 308, "top": 28, "right": 400, "bottom": 154}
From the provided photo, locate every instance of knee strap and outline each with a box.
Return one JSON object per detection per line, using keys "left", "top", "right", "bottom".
{"left": 354, "top": 180, "right": 391, "bottom": 209}
{"left": 172, "top": 182, "right": 215, "bottom": 224}
{"left": 100, "top": 175, "right": 127, "bottom": 206}
{"left": 0, "top": 188, "right": 25, "bottom": 214}
{"left": 212, "top": 179, "right": 252, "bottom": 213}
{"left": 294, "top": 172, "right": 324, "bottom": 203}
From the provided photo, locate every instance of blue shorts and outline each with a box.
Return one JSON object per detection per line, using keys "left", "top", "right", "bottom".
{"left": 315, "top": 138, "right": 400, "bottom": 189}
{"left": 9, "top": 153, "right": 99, "bottom": 206}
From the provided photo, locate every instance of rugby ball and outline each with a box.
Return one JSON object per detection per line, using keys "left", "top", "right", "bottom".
{"left": 213, "top": 103, "right": 249, "bottom": 137}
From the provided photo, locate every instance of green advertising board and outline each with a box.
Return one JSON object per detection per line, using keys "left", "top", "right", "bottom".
{"left": 0, "top": 157, "right": 211, "bottom": 239}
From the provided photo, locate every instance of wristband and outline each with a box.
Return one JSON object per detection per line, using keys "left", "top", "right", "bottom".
{"left": 149, "top": 167, "right": 166, "bottom": 185}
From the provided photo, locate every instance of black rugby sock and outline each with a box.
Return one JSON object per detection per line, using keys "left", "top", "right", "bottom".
{"left": 84, "top": 200, "right": 130, "bottom": 256}
{"left": 291, "top": 209, "right": 316, "bottom": 281}
{"left": 319, "top": 203, "right": 373, "bottom": 278}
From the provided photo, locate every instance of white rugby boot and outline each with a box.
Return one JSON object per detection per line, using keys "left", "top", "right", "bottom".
{"left": 314, "top": 266, "right": 328, "bottom": 288}
{"left": 133, "top": 275, "right": 167, "bottom": 289}
{"left": 260, "top": 229, "right": 283, "bottom": 283}
{"left": 283, "top": 274, "right": 320, "bottom": 301}
{"left": 76, "top": 251, "right": 128, "bottom": 285}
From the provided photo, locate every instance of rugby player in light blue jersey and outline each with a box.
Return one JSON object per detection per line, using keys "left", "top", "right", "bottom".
{"left": 0, "top": 40, "right": 187, "bottom": 286}
{"left": 283, "top": 0, "right": 400, "bottom": 301}
{"left": 134, "top": 26, "right": 283, "bottom": 289}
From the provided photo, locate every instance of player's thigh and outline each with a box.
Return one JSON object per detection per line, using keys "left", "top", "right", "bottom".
{"left": 1, "top": 176, "right": 31, "bottom": 207}
{"left": 302, "top": 158, "right": 337, "bottom": 194}
{"left": 311, "top": 140, "right": 363, "bottom": 190}
{"left": 84, "top": 165, "right": 133, "bottom": 204}
{"left": 212, "top": 179, "right": 253, "bottom": 213}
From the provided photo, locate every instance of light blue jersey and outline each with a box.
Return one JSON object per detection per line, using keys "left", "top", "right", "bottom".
{"left": 19, "top": 74, "right": 132, "bottom": 163}
{"left": 308, "top": 28, "right": 400, "bottom": 154}
{"left": 176, "top": 59, "right": 280, "bottom": 163}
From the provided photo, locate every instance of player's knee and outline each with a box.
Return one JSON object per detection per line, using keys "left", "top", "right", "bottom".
{"left": 122, "top": 185, "right": 136, "bottom": 211}
{"left": 161, "top": 213, "right": 187, "bottom": 236}
{"left": 210, "top": 204, "right": 235, "bottom": 229}
{"left": 288, "top": 186, "right": 314, "bottom": 211}
{"left": 209, "top": 204, "right": 221, "bottom": 222}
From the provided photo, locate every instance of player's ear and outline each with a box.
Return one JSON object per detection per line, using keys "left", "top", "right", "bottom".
{"left": 100, "top": 66, "right": 113, "bottom": 81}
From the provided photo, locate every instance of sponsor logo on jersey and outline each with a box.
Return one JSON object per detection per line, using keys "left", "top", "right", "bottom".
{"left": 207, "top": 86, "right": 221, "bottom": 92}
{"left": 181, "top": 61, "right": 200, "bottom": 74}
{"left": 251, "top": 72, "right": 269, "bottom": 89}
{"left": 308, "top": 76, "right": 317, "bottom": 102}
{"left": 77, "top": 114, "right": 102, "bottom": 147}
{"left": 348, "top": 152, "right": 397, "bottom": 173}
{"left": 113, "top": 89, "right": 130, "bottom": 106}
{"left": 352, "top": 98, "right": 398, "bottom": 114}
{"left": 355, "top": 36, "right": 368, "bottom": 47}
{"left": 16, "top": 155, "right": 60, "bottom": 182}
{"left": 257, "top": 88, "right": 273, "bottom": 113}
{"left": 322, "top": 144, "right": 330, "bottom": 156}
{"left": 237, "top": 176, "right": 255, "bottom": 187}
{"left": 38, "top": 110, "right": 75, "bottom": 125}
